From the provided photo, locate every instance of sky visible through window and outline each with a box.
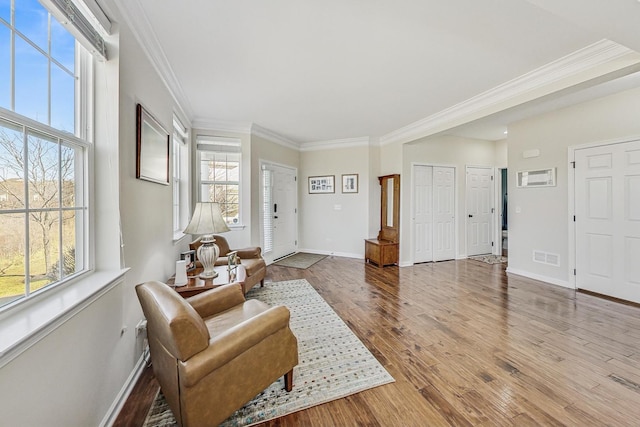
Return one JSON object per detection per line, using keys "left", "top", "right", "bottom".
{"left": 0, "top": 0, "right": 76, "bottom": 133}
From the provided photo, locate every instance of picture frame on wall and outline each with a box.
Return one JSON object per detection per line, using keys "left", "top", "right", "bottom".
{"left": 342, "top": 174, "right": 358, "bottom": 193}
{"left": 136, "top": 103, "right": 170, "bottom": 185}
{"left": 308, "top": 175, "right": 335, "bottom": 194}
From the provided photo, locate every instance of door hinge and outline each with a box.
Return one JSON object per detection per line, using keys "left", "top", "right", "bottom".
{"left": 574, "top": 268, "right": 577, "bottom": 276}
{"left": 295, "top": 176, "right": 297, "bottom": 181}
{"left": 491, "top": 241, "right": 494, "bottom": 247}
{"left": 295, "top": 240, "right": 297, "bottom": 245}
{"left": 573, "top": 215, "right": 576, "bottom": 222}
{"left": 491, "top": 175, "right": 494, "bottom": 181}
{"left": 491, "top": 208, "right": 495, "bottom": 213}
{"left": 295, "top": 208, "right": 297, "bottom": 213}
{"left": 571, "top": 161, "right": 575, "bottom": 169}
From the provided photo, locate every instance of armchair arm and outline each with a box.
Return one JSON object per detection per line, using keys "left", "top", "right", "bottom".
{"left": 187, "top": 283, "right": 245, "bottom": 318}
{"left": 235, "top": 246, "right": 262, "bottom": 259}
{"left": 179, "top": 305, "right": 291, "bottom": 387}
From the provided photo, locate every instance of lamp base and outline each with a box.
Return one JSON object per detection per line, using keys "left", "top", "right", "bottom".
{"left": 197, "top": 235, "right": 220, "bottom": 279}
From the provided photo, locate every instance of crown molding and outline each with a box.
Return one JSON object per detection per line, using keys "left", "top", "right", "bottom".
{"left": 112, "top": 0, "right": 193, "bottom": 119}
{"left": 251, "top": 124, "right": 300, "bottom": 150}
{"left": 191, "top": 118, "right": 252, "bottom": 134}
{"left": 380, "top": 39, "right": 640, "bottom": 146}
{"left": 300, "top": 136, "right": 372, "bottom": 152}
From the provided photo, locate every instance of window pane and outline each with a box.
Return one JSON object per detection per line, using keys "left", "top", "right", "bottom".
{"left": 61, "top": 209, "right": 81, "bottom": 278}
{"left": 29, "top": 209, "right": 59, "bottom": 292}
{"left": 14, "top": 0, "right": 48, "bottom": 52}
{"left": 15, "top": 36, "right": 48, "bottom": 124}
{"left": 0, "top": 0, "right": 9, "bottom": 23}
{"left": 227, "top": 160, "right": 239, "bottom": 181}
{"left": 50, "top": 18, "right": 74, "bottom": 72}
{"left": 0, "top": 119, "right": 26, "bottom": 207}
{"left": 0, "top": 212, "right": 26, "bottom": 307}
{"left": 51, "top": 65, "right": 75, "bottom": 133}
{"left": 0, "top": 24, "right": 9, "bottom": 110}
{"left": 28, "top": 131, "right": 59, "bottom": 209}
{"left": 61, "top": 144, "right": 79, "bottom": 207}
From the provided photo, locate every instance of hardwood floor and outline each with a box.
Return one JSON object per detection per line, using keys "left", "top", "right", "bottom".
{"left": 115, "top": 257, "right": 640, "bottom": 426}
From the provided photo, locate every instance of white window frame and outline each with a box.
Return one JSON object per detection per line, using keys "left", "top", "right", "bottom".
{"left": 172, "top": 116, "right": 189, "bottom": 240}
{"left": 196, "top": 136, "right": 242, "bottom": 227}
{"left": 0, "top": 1, "right": 93, "bottom": 311}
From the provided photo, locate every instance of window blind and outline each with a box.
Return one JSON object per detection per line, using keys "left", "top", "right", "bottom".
{"left": 43, "top": 0, "right": 109, "bottom": 59}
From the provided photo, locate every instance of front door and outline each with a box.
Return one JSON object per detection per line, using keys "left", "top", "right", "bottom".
{"left": 261, "top": 163, "right": 298, "bottom": 264}
{"left": 575, "top": 140, "right": 640, "bottom": 303}
{"left": 466, "top": 166, "right": 494, "bottom": 256}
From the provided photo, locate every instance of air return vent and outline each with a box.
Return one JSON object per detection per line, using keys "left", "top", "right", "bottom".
{"left": 533, "top": 250, "right": 560, "bottom": 266}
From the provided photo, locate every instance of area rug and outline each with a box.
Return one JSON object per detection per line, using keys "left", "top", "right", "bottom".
{"left": 143, "top": 279, "right": 394, "bottom": 427}
{"left": 273, "top": 252, "right": 327, "bottom": 269}
{"left": 469, "top": 254, "right": 507, "bottom": 264}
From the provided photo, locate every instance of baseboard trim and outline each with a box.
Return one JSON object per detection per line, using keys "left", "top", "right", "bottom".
{"left": 100, "top": 349, "right": 149, "bottom": 427}
{"left": 506, "top": 267, "right": 573, "bottom": 289}
{"left": 297, "top": 249, "right": 363, "bottom": 260}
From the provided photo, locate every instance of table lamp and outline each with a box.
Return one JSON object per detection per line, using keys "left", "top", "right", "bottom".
{"left": 183, "top": 202, "right": 230, "bottom": 279}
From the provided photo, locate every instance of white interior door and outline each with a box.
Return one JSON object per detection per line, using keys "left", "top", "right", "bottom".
{"left": 575, "top": 140, "right": 640, "bottom": 303}
{"left": 433, "top": 167, "right": 455, "bottom": 261}
{"left": 413, "top": 165, "right": 455, "bottom": 263}
{"left": 413, "top": 165, "right": 433, "bottom": 263}
{"left": 261, "top": 163, "right": 297, "bottom": 264}
{"left": 466, "top": 166, "right": 494, "bottom": 256}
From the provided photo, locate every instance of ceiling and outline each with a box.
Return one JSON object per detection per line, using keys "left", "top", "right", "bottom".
{"left": 108, "top": 0, "right": 640, "bottom": 145}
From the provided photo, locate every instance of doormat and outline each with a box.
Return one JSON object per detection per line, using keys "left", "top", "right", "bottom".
{"left": 143, "top": 279, "right": 394, "bottom": 427}
{"left": 469, "top": 254, "right": 507, "bottom": 264}
{"left": 273, "top": 252, "right": 327, "bottom": 269}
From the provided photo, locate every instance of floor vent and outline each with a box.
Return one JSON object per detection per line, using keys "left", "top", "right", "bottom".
{"left": 532, "top": 250, "right": 560, "bottom": 266}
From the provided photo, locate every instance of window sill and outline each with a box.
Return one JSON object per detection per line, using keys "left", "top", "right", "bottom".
{"left": 173, "top": 231, "right": 188, "bottom": 244}
{"left": 0, "top": 268, "right": 129, "bottom": 369}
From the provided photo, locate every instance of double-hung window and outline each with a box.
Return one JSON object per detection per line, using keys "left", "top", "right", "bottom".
{"left": 0, "top": 0, "right": 102, "bottom": 309}
{"left": 196, "top": 136, "right": 241, "bottom": 226}
{"left": 172, "top": 116, "right": 188, "bottom": 238}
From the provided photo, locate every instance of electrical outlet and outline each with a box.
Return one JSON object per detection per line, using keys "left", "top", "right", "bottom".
{"left": 136, "top": 319, "right": 147, "bottom": 337}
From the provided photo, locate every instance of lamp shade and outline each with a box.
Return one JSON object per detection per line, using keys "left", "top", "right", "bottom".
{"left": 183, "top": 202, "right": 231, "bottom": 235}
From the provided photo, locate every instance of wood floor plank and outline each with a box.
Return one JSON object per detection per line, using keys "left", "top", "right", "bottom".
{"left": 116, "top": 257, "right": 640, "bottom": 426}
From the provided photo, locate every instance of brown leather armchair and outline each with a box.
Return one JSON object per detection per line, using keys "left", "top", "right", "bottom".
{"left": 190, "top": 235, "right": 267, "bottom": 294}
{"left": 136, "top": 281, "right": 298, "bottom": 427}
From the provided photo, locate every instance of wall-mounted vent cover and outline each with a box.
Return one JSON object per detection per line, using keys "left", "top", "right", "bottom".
{"left": 533, "top": 250, "right": 560, "bottom": 266}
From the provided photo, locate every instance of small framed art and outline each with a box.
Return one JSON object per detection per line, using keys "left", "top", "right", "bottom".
{"left": 180, "top": 250, "right": 196, "bottom": 271}
{"left": 342, "top": 174, "right": 358, "bottom": 193}
{"left": 308, "top": 175, "right": 335, "bottom": 194}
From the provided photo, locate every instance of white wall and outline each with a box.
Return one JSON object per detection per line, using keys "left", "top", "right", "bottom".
{"left": 300, "top": 144, "right": 372, "bottom": 257}
{"left": 401, "top": 135, "right": 498, "bottom": 264}
{"left": 507, "top": 85, "right": 640, "bottom": 286}
{"left": 0, "top": 9, "right": 193, "bottom": 425}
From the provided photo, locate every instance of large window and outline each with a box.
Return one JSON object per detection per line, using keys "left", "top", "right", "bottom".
{"left": 196, "top": 136, "right": 241, "bottom": 225}
{"left": 0, "top": 0, "right": 92, "bottom": 308}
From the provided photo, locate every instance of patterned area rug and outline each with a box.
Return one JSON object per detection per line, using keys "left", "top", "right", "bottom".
{"left": 143, "top": 279, "right": 394, "bottom": 427}
{"left": 469, "top": 254, "right": 508, "bottom": 264}
{"left": 273, "top": 252, "right": 327, "bottom": 269}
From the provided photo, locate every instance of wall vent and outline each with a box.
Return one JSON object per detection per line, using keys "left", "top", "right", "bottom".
{"left": 533, "top": 250, "right": 560, "bottom": 266}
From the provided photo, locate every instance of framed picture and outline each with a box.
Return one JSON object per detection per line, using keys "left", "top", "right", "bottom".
{"left": 227, "top": 250, "right": 239, "bottom": 281}
{"left": 308, "top": 175, "right": 335, "bottom": 194}
{"left": 136, "top": 103, "right": 170, "bottom": 185}
{"left": 180, "top": 250, "right": 196, "bottom": 271}
{"left": 342, "top": 174, "right": 358, "bottom": 193}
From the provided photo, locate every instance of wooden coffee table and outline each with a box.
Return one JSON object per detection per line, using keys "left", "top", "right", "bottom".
{"left": 168, "top": 265, "right": 246, "bottom": 298}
